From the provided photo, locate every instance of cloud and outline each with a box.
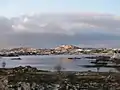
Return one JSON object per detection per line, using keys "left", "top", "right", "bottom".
{"left": 11, "top": 13, "right": 120, "bottom": 35}
{"left": 0, "top": 17, "right": 13, "bottom": 33}
{"left": 0, "top": 13, "right": 120, "bottom": 48}
{"left": 6, "top": 32, "right": 120, "bottom": 48}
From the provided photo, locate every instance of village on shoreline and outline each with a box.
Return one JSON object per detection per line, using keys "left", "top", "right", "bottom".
{"left": 0, "top": 45, "right": 119, "bottom": 56}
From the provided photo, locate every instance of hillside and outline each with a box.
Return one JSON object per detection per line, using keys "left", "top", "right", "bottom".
{"left": 54, "top": 45, "right": 80, "bottom": 50}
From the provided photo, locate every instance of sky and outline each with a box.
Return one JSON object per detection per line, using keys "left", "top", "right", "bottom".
{"left": 0, "top": 0, "right": 120, "bottom": 48}
{"left": 0, "top": 0, "right": 120, "bottom": 17}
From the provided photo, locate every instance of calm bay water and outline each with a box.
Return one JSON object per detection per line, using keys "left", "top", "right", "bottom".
{"left": 0, "top": 55, "right": 116, "bottom": 72}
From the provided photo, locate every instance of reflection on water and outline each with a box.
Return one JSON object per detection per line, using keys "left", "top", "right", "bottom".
{"left": 0, "top": 55, "right": 117, "bottom": 72}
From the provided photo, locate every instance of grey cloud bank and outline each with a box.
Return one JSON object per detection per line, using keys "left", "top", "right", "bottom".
{"left": 0, "top": 13, "right": 120, "bottom": 48}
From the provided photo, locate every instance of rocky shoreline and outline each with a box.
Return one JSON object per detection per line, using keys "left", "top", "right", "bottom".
{"left": 0, "top": 66, "right": 120, "bottom": 90}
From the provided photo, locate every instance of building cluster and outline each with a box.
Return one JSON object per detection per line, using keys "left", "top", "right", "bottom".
{"left": 0, "top": 45, "right": 119, "bottom": 56}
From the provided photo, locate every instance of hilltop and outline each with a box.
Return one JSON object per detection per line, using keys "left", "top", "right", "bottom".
{"left": 55, "top": 45, "right": 80, "bottom": 50}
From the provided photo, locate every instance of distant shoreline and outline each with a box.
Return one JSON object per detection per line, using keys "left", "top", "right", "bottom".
{"left": 0, "top": 53, "right": 111, "bottom": 57}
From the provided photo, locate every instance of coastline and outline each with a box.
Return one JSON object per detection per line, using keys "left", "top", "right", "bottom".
{"left": 0, "top": 53, "right": 112, "bottom": 57}
{"left": 0, "top": 66, "right": 120, "bottom": 89}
